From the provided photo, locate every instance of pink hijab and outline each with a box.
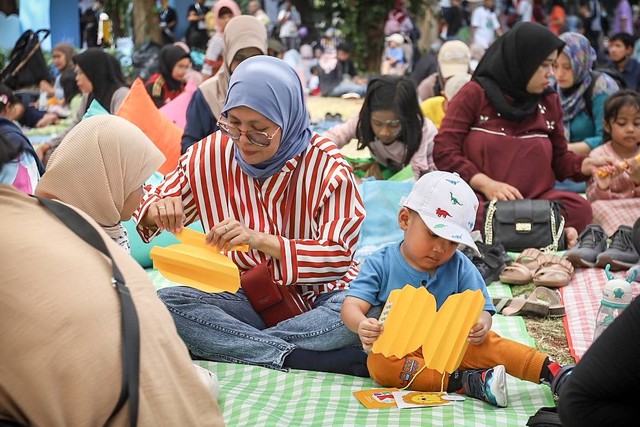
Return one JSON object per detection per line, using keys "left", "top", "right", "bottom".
{"left": 213, "top": 0, "right": 241, "bottom": 33}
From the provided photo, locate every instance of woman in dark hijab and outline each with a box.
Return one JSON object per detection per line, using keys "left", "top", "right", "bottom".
{"left": 38, "top": 49, "right": 130, "bottom": 166}
{"left": 145, "top": 45, "right": 192, "bottom": 108}
{"left": 73, "top": 47, "right": 129, "bottom": 114}
{"left": 433, "top": 22, "right": 614, "bottom": 245}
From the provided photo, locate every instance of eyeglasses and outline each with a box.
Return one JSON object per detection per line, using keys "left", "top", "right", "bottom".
{"left": 217, "top": 115, "right": 281, "bottom": 147}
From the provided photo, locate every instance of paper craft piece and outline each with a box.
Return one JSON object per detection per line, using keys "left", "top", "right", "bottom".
{"left": 175, "top": 227, "right": 249, "bottom": 252}
{"left": 353, "top": 388, "right": 398, "bottom": 409}
{"left": 150, "top": 229, "right": 248, "bottom": 293}
{"left": 596, "top": 153, "right": 640, "bottom": 177}
{"left": 373, "top": 286, "right": 437, "bottom": 357}
{"left": 392, "top": 391, "right": 452, "bottom": 409}
{"left": 116, "top": 78, "right": 182, "bottom": 175}
{"left": 159, "top": 80, "right": 197, "bottom": 129}
{"left": 371, "top": 286, "right": 485, "bottom": 375}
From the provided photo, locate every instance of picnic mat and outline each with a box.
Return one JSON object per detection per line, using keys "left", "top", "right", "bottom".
{"left": 148, "top": 270, "right": 554, "bottom": 426}
{"left": 561, "top": 268, "right": 640, "bottom": 362}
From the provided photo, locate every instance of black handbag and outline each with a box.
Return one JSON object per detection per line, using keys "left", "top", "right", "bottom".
{"left": 483, "top": 200, "right": 566, "bottom": 253}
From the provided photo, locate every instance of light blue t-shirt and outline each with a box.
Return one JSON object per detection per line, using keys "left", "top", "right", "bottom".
{"left": 346, "top": 241, "right": 495, "bottom": 314}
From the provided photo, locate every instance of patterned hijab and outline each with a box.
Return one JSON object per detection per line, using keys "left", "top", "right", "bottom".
{"left": 200, "top": 15, "right": 267, "bottom": 119}
{"left": 36, "top": 116, "right": 165, "bottom": 226}
{"left": 473, "top": 22, "right": 565, "bottom": 121}
{"left": 557, "top": 32, "right": 619, "bottom": 123}
{"left": 222, "top": 56, "right": 311, "bottom": 179}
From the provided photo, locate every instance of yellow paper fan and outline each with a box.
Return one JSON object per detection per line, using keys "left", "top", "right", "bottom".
{"left": 150, "top": 228, "right": 247, "bottom": 293}
{"left": 371, "top": 285, "right": 485, "bottom": 375}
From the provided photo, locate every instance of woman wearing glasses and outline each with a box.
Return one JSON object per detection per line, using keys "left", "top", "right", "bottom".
{"left": 134, "top": 56, "right": 372, "bottom": 376}
{"left": 323, "top": 75, "right": 437, "bottom": 180}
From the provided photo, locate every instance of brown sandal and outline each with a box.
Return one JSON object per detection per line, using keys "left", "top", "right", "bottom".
{"left": 532, "top": 255, "right": 575, "bottom": 288}
{"left": 493, "top": 287, "right": 565, "bottom": 317}
{"left": 499, "top": 248, "right": 544, "bottom": 285}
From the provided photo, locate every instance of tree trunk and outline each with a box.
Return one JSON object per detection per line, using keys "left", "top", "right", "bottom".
{"left": 133, "top": 0, "right": 162, "bottom": 47}
{"left": 292, "top": 0, "right": 318, "bottom": 43}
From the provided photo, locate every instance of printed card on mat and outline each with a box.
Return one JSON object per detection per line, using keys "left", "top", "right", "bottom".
{"left": 392, "top": 391, "right": 460, "bottom": 409}
{"left": 353, "top": 388, "right": 398, "bottom": 409}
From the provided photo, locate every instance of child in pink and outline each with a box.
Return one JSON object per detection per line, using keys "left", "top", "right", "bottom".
{"left": 588, "top": 90, "right": 640, "bottom": 237}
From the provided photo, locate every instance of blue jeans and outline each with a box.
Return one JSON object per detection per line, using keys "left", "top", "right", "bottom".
{"left": 157, "top": 286, "right": 381, "bottom": 370}
{"left": 328, "top": 80, "right": 367, "bottom": 97}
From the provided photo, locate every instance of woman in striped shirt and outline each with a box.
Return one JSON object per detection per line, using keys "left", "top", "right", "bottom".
{"left": 134, "top": 56, "right": 373, "bottom": 376}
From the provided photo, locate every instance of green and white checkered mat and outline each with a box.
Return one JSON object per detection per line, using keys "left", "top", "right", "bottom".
{"left": 148, "top": 270, "right": 554, "bottom": 426}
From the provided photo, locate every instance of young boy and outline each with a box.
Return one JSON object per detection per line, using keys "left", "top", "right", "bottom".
{"left": 341, "top": 171, "right": 572, "bottom": 407}
{"left": 607, "top": 32, "right": 640, "bottom": 91}
{"left": 381, "top": 33, "right": 406, "bottom": 76}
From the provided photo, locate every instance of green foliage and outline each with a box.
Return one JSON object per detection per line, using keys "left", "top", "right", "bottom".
{"left": 340, "top": 0, "right": 427, "bottom": 74}
{"left": 341, "top": 0, "right": 390, "bottom": 73}
{"left": 0, "top": 48, "right": 9, "bottom": 72}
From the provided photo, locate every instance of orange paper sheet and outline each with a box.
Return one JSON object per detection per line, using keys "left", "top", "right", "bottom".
{"left": 371, "top": 286, "right": 485, "bottom": 375}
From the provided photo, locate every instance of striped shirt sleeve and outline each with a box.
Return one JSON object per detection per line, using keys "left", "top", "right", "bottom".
{"left": 133, "top": 131, "right": 365, "bottom": 298}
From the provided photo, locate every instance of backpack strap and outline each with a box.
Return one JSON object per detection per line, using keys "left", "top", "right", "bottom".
{"left": 584, "top": 70, "right": 599, "bottom": 121}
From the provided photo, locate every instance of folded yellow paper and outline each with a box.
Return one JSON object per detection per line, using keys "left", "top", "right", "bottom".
{"left": 371, "top": 286, "right": 485, "bottom": 375}
{"left": 151, "top": 228, "right": 248, "bottom": 293}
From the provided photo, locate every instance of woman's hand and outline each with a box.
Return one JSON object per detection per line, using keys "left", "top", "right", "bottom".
{"left": 358, "top": 318, "right": 383, "bottom": 351}
{"left": 36, "top": 113, "right": 59, "bottom": 128}
{"left": 205, "top": 219, "right": 259, "bottom": 252}
{"left": 581, "top": 155, "right": 616, "bottom": 176}
{"left": 468, "top": 311, "right": 492, "bottom": 345}
{"left": 146, "top": 196, "right": 185, "bottom": 233}
{"left": 471, "top": 173, "right": 523, "bottom": 201}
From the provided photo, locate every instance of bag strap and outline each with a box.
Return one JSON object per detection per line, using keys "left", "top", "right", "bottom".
{"left": 542, "top": 203, "right": 565, "bottom": 253}
{"left": 282, "top": 156, "right": 303, "bottom": 235}
{"left": 584, "top": 71, "right": 599, "bottom": 120}
{"left": 34, "top": 196, "right": 140, "bottom": 427}
{"left": 484, "top": 200, "right": 497, "bottom": 246}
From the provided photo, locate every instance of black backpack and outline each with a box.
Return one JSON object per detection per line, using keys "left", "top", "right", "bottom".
{"left": 584, "top": 69, "right": 626, "bottom": 119}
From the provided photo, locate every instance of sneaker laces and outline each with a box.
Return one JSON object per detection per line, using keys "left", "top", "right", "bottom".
{"left": 463, "top": 370, "right": 488, "bottom": 402}
{"left": 609, "top": 227, "right": 635, "bottom": 252}
{"left": 577, "top": 226, "right": 606, "bottom": 249}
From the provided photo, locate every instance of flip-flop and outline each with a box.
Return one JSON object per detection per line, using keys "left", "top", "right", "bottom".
{"left": 533, "top": 255, "right": 574, "bottom": 288}
{"left": 499, "top": 248, "right": 544, "bottom": 285}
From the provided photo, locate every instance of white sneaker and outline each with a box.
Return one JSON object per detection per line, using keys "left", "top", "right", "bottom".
{"left": 462, "top": 364, "right": 508, "bottom": 408}
{"left": 193, "top": 363, "right": 220, "bottom": 399}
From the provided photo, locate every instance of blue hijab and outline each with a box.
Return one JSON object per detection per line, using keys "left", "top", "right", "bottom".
{"left": 222, "top": 56, "right": 311, "bottom": 179}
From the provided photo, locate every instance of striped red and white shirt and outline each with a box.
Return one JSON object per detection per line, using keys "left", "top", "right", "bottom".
{"left": 134, "top": 131, "right": 366, "bottom": 301}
